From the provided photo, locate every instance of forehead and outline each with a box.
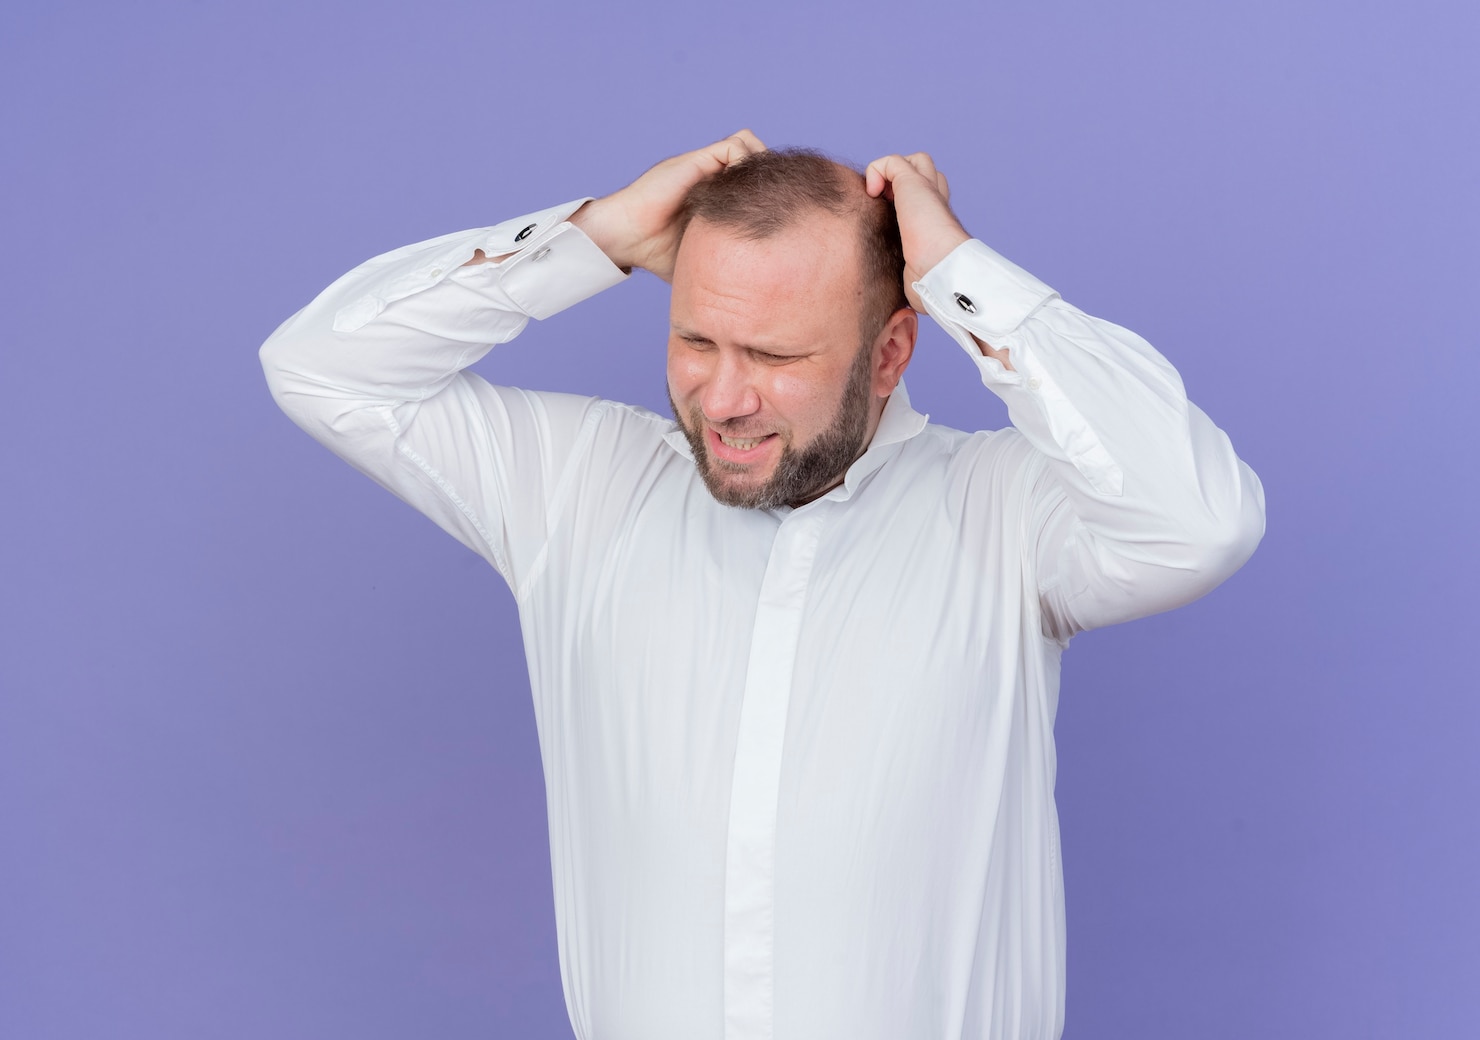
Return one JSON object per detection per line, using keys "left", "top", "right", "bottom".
{"left": 670, "top": 212, "right": 865, "bottom": 342}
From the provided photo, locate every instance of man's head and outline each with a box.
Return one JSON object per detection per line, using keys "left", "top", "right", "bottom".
{"left": 666, "top": 148, "right": 917, "bottom": 510}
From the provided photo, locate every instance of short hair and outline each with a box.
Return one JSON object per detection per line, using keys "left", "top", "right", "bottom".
{"left": 675, "top": 148, "right": 909, "bottom": 342}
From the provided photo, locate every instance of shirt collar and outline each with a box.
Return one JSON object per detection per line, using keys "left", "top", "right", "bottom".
{"left": 859, "top": 378, "right": 929, "bottom": 452}
{"left": 660, "top": 378, "right": 930, "bottom": 501}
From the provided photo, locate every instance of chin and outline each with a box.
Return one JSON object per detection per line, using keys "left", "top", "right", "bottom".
{"left": 701, "top": 469, "right": 769, "bottom": 509}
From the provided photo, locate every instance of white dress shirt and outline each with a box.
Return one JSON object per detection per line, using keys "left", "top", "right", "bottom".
{"left": 259, "top": 198, "right": 1265, "bottom": 1040}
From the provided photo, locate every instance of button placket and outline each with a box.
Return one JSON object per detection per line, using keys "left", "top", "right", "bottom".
{"left": 723, "top": 510, "right": 825, "bottom": 1040}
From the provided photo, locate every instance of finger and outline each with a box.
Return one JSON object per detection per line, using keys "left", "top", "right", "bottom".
{"left": 716, "top": 129, "right": 765, "bottom": 166}
{"left": 901, "top": 153, "right": 951, "bottom": 202}
{"left": 905, "top": 151, "right": 939, "bottom": 184}
{"left": 686, "top": 133, "right": 760, "bottom": 177}
{"left": 865, "top": 154, "right": 907, "bottom": 198}
{"left": 729, "top": 128, "right": 766, "bottom": 153}
{"left": 868, "top": 153, "right": 955, "bottom": 211}
{"left": 866, "top": 153, "right": 932, "bottom": 199}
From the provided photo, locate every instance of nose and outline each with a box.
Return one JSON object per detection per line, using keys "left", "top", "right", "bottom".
{"left": 700, "top": 350, "right": 762, "bottom": 425}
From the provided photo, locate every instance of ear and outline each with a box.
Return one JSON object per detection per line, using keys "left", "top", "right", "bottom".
{"left": 872, "top": 306, "right": 918, "bottom": 396}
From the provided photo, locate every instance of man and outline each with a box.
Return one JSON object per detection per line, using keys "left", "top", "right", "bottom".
{"left": 260, "top": 131, "right": 1264, "bottom": 1040}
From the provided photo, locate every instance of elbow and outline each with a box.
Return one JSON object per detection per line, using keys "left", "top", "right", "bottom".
{"left": 1185, "top": 462, "right": 1267, "bottom": 591}
{"left": 258, "top": 310, "right": 295, "bottom": 391}
{"left": 258, "top": 335, "right": 290, "bottom": 409}
{"left": 259, "top": 338, "right": 303, "bottom": 426}
{"left": 1197, "top": 503, "right": 1264, "bottom": 587}
{"left": 1051, "top": 466, "right": 1266, "bottom": 634}
{"left": 257, "top": 313, "right": 326, "bottom": 428}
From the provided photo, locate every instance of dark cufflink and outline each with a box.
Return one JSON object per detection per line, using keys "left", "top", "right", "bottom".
{"left": 953, "top": 292, "right": 976, "bottom": 314}
{"left": 515, "top": 223, "right": 537, "bottom": 242}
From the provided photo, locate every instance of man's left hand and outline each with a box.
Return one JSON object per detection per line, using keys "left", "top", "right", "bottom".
{"left": 864, "top": 152, "right": 970, "bottom": 313}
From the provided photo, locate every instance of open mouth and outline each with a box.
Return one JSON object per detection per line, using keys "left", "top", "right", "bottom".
{"left": 708, "top": 427, "right": 778, "bottom": 462}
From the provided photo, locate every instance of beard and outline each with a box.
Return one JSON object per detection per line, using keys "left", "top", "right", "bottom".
{"left": 668, "top": 341, "right": 875, "bottom": 510}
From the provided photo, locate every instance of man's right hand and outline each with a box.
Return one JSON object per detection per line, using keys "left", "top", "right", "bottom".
{"left": 570, "top": 130, "right": 766, "bottom": 283}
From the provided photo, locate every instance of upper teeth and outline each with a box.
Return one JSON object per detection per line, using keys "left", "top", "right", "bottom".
{"left": 720, "top": 434, "right": 766, "bottom": 450}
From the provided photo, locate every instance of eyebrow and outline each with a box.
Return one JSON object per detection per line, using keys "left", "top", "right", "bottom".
{"left": 670, "top": 325, "right": 804, "bottom": 354}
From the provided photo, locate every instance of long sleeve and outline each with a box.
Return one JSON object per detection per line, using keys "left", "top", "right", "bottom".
{"left": 258, "top": 199, "right": 629, "bottom": 587}
{"left": 915, "top": 239, "right": 1266, "bottom": 641}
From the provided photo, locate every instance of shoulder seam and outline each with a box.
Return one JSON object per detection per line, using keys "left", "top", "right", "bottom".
{"left": 385, "top": 403, "right": 512, "bottom": 577}
{"left": 516, "top": 398, "right": 616, "bottom": 602}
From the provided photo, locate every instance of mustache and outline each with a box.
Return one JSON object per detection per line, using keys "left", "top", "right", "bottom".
{"left": 689, "top": 405, "right": 780, "bottom": 440}
{"left": 708, "top": 421, "right": 776, "bottom": 437}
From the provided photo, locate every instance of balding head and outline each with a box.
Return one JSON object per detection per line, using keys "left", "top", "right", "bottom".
{"left": 675, "top": 148, "right": 910, "bottom": 342}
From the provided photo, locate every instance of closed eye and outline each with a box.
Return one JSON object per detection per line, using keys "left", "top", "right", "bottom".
{"left": 750, "top": 349, "right": 796, "bottom": 364}
{"left": 674, "top": 332, "right": 800, "bottom": 365}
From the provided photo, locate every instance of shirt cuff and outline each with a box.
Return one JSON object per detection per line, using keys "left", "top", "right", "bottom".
{"left": 332, "top": 198, "right": 628, "bottom": 332}
{"left": 497, "top": 216, "right": 630, "bottom": 320}
{"left": 915, "top": 239, "right": 1124, "bottom": 497}
{"left": 912, "top": 238, "right": 1059, "bottom": 362}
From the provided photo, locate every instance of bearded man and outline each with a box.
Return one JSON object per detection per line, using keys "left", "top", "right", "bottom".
{"left": 260, "top": 130, "right": 1264, "bottom": 1040}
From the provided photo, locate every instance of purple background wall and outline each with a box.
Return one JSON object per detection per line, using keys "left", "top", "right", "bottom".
{"left": 2, "top": 1, "right": 1475, "bottom": 1036}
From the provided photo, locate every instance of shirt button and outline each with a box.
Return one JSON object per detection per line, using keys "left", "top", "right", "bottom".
{"left": 953, "top": 292, "right": 976, "bottom": 313}
{"left": 1028, "top": 376, "right": 1043, "bottom": 390}
{"left": 531, "top": 246, "right": 551, "bottom": 262}
{"left": 515, "top": 223, "right": 537, "bottom": 242}
{"left": 429, "top": 267, "right": 442, "bottom": 278}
